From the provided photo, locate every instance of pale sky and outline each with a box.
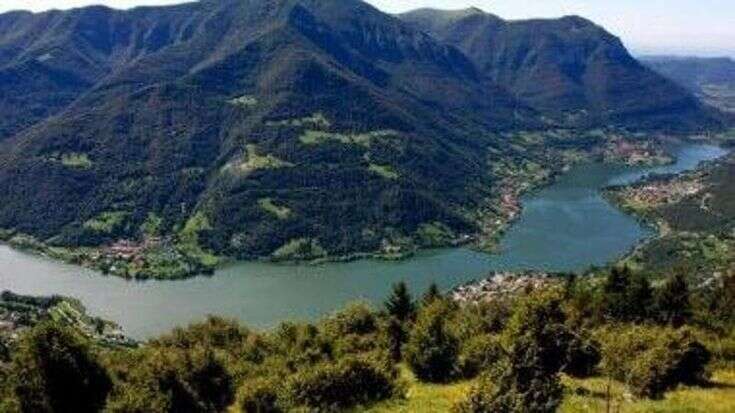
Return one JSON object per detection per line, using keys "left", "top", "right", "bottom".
{"left": 1, "top": 0, "right": 733, "bottom": 57}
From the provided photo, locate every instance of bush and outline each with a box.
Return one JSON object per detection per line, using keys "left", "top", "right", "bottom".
{"left": 282, "top": 357, "right": 396, "bottom": 410}
{"left": 455, "top": 362, "right": 563, "bottom": 413}
{"left": 7, "top": 323, "right": 111, "bottom": 413}
{"left": 235, "top": 377, "right": 282, "bottom": 413}
{"left": 106, "top": 346, "right": 233, "bottom": 413}
{"left": 457, "top": 334, "right": 504, "bottom": 379}
{"left": 598, "top": 325, "right": 711, "bottom": 399}
{"left": 324, "top": 302, "right": 377, "bottom": 336}
{"left": 405, "top": 301, "right": 459, "bottom": 382}
{"left": 563, "top": 334, "right": 601, "bottom": 378}
{"left": 456, "top": 290, "right": 570, "bottom": 413}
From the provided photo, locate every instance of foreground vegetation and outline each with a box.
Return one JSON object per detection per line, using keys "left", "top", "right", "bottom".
{"left": 0, "top": 258, "right": 733, "bottom": 412}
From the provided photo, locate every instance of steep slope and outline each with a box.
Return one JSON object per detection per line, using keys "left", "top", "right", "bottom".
{"left": 399, "top": 8, "right": 716, "bottom": 130}
{"left": 0, "top": 0, "right": 530, "bottom": 267}
{"left": 641, "top": 56, "right": 735, "bottom": 113}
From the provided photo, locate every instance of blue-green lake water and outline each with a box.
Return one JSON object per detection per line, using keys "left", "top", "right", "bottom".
{"left": 0, "top": 144, "right": 727, "bottom": 339}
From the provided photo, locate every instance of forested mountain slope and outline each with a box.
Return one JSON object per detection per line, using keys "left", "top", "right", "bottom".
{"left": 0, "top": 1, "right": 720, "bottom": 273}
{"left": 399, "top": 8, "right": 717, "bottom": 129}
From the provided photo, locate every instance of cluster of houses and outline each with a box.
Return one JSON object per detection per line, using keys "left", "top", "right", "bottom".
{"left": 451, "top": 271, "right": 556, "bottom": 304}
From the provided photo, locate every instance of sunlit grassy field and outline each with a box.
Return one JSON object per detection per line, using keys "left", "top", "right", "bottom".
{"left": 364, "top": 367, "right": 735, "bottom": 412}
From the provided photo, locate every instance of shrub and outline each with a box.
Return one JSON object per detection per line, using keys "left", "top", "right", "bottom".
{"left": 152, "top": 316, "right": 249, "bottom": 351}
{"left": 106, "top": 346, "right": 233, "bottom": 413}
{"left": 457, "top": 334, "right": 504, "bottom": 379}
{"left": 598, "top": 325, "right": 711, "bottom": 399}
{"left": 282, "top": 357, "right": 396, "bottom": 410}
{"left": 235, "top": 377, "right": 282, "bottom": 413}
{"left": 455, "top": 360, "right": 563, "bottom": 413}
{"left": 563, "top": 334, "right": 601, "bottom": 378}
{"left": 405, "top": 301, "right": 459, "bottom": 382}
{"left": 325, "top": 302, "right": 377, "bottom": 336}
{"left": 8, "top": 323, "right": 111, "bottom": 413}
{"left": 456, "top": 290, "right": 570, "bottom": 413}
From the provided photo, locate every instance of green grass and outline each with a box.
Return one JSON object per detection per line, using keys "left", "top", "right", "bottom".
{"left": 83, "top": 211, "right": 128, "bottom": 233}
{"left": 300, "top": 129, "right": 400, "bottom": 147}
{"left": 228, "top": 95, "right": 258, "bottom": 108}
{"left": 271, "top": 238, "right": 327, "bottom": 261}
{"left": 365, "top": 367, "right": 735, "bottom": 413}
{"left": 362, "top": 366, "right": 472, "bottom": 413}
{"left": 258, "top": 198, "right": 292, "bottom": 220}
{"left": 561, "top": 370, "right": 735, "bottom": 413}
{"left": 369, "top": 164, "right": 399, "bottom": 180}
{"left": 416, "top": 222, "right": 454, "bottom": 247}
{"left": 266, "top": 112, "right": 332, "bottom": 129}
{"left": 58, "top": 152, "right": 92, "bottom": 169}
{"left": 177, "top": 212, "right": 220, "bottom": 268}
{"left": 235, "top": 144, "right": 293, "bottom": 174}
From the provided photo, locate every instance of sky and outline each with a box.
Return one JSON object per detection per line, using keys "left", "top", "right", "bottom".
{"left": 1, "top": 0, "right": 733, "bottom": 57}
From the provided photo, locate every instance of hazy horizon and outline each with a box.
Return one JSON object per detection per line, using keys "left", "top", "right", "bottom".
{"left": 0, "top": 0, "right": 733, "bottom": 58}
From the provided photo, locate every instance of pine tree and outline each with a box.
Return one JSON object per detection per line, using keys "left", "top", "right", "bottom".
{"left": 385, "top": 281, "right": 415, "bottom": 322}
{"left": 422, "top": 282, "right": 442, "bottom": 306}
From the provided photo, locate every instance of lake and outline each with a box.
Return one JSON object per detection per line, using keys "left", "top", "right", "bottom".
{"left": 0, "top": 143, "right": 727, "bottom": 339}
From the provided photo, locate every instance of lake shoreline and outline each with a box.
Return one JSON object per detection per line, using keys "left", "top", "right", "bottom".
{"left": 0, "top": 136, "right": 687, "bottom": 281}
{"left": 0, "top": 142, "right": 727, "bottom": 339}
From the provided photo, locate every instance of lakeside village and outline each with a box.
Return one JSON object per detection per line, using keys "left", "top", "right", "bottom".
{"left": 0, "top": 135, "right": 677, "bottom": 281}
{"left": 0, "top": 291, "right": 136, "bottom": 351}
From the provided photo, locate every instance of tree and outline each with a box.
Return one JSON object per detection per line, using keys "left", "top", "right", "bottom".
{"left": 385, "top": 282, "right": 415, "bottom": 322}
{"left": 106, "top": 346, "right": 233, "bottom": 413}
{"left": 694, "top": 273, "right": 735, "bottom": 332}
{"left": 655, "top": 270, "right": 692, "bottom": 327}
{"left": 600, "top": 266, "right": 653, "bottom": 322}
{"left": 456, "top": 290, "right": 571, "bottom": 413}
{"left": 422, "top": 282, "right": 442, "bottom": 306}
{"left": 8, "top": 323, "right": 111, "bottom": 413}
{"left": 404, "top": 301, "right": 458, "bottom": 382}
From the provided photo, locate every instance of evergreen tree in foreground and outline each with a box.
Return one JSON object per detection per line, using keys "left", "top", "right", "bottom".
{"left": 385, "top": 281, "right": 415, "bottom": 322}
{"left": 422, "top": 282, "right": 443, "bottom": 306}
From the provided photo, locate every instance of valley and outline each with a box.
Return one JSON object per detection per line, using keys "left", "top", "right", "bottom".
{"left": 0, "top": 142, "right": 725, "bottom": 339}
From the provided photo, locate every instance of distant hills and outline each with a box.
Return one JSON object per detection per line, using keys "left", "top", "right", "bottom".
{"left": 0, "top": 1, "right": 723, "bottom": 262}
{"left": 399, "top": 8, "right": 715, "bottom": 130}
{"left": 641, "top": 56, "right": 735, "bottom": 114}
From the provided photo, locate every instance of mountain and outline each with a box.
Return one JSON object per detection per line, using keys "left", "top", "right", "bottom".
{"left": 0, "top": 1, "right": 721, "bottom": 271}
{"left": 0, "top": 0, "right": 534, "bottom": 265}
{"left": 399, "top": 8, "right": 716, "bottom": 130}
{"left": 640, "top": 56, "right": 735, "bottom": 113}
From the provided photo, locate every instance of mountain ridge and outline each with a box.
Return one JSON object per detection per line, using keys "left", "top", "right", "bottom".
{"left": 399, "top": 7, "right": 716, "bottom": 130}
{"left": 0, "top": 1, "right": 722, "bottom": 277}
